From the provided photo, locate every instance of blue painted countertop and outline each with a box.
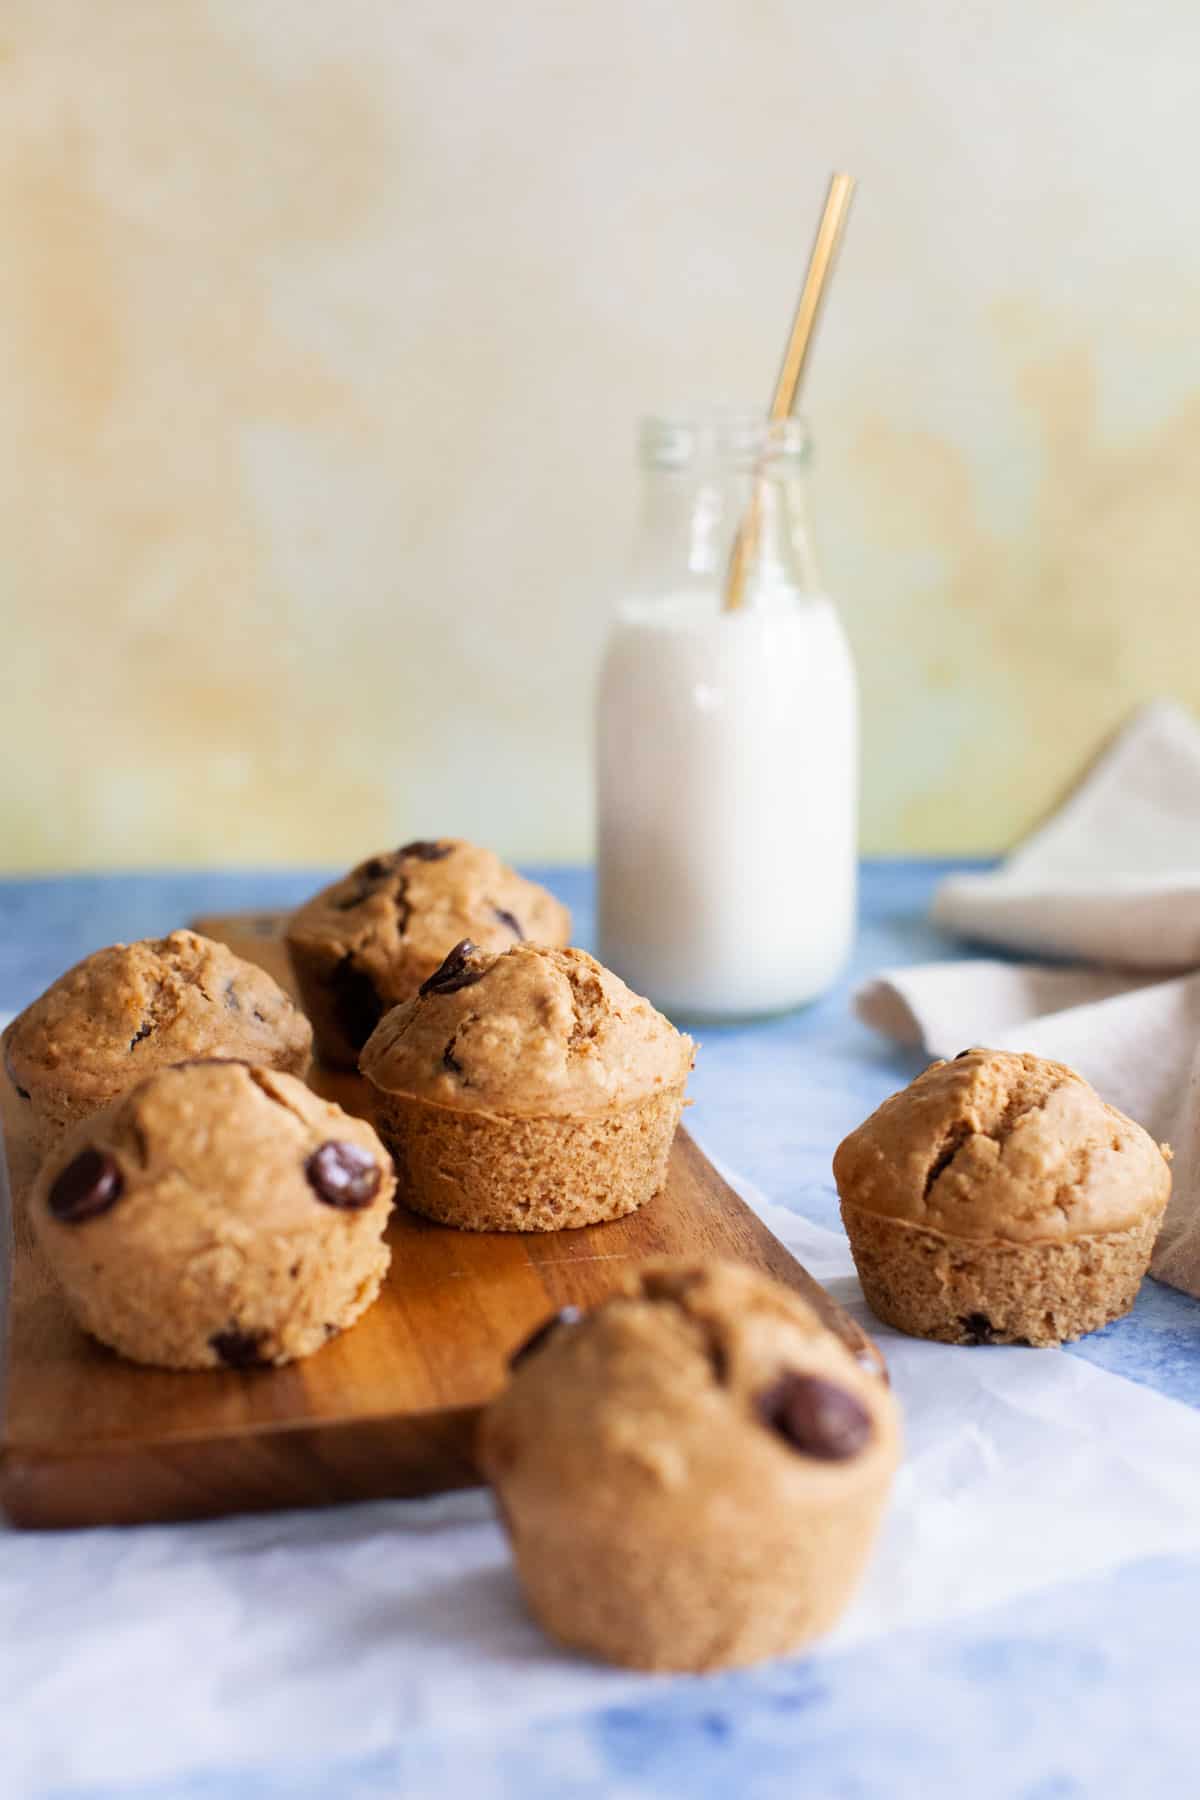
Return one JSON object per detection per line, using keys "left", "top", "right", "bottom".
{"left": 2, "top": 862, "right": 1197, "bottom": 1800}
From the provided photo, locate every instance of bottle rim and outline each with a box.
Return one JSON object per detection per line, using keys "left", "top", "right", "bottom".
{"left": 638, "top": 410, "right": 812, "bottom": 469}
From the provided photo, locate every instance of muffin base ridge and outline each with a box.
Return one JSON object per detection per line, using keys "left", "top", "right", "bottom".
{"left": 372, "top": 1087, "right": 686, "bottom": 1231}
{"left": 500, "top": 1480, "right": 889, "bottom": 1672}
{"left": 841, "top": 1203, "right": 1162, "bottom": 1346}
{"left": 61, "top": 1253, "right": 390, "bottom": 1371}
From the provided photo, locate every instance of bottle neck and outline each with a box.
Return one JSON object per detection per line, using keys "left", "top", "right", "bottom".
{"left": 629, "top": 460, "right": 824, "bottom": 613}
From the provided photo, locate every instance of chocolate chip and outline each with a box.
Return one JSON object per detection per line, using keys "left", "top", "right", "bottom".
{"left": 210, "top": 1328, "right": 270, "bottom": 1369}
{"left": 954, "top": 1048, "right": 973, "bottom": 1060}
{"left": 443, "top": 1038, "right": 463, "bottom": 1075}
{"left": 393, "top": 879, "right": 412, "bottom": 938}
{"left": 960, "top": 1312, "right": 997, "bottom": 1344}
{"left": 492, "top": 906, "right": 524, "bottom": 939}
{"left": 509, "top": 1306, "right": 583, "bottom": 1370}
{"left": 399, "top": 841, "right": 453, "bottom": 862}
{"left": 306, "top": 1140, "right": 383, "bottom": 1209}
{"left": 128, "top": 1021, "right": 153, "bottom": 1050}
{"left": 332, "top": 880, "right": 373, "bottom": 912}
{"left": 923, "top": 1121, "right": 971, "bottom": 1199}
{"left": 331, "top": 955, "right": 384, "bottom": 1050}
{"left": 331, "top": 856, "right": 395, "bottom": 911}
{"left": 756, "top": 1372, "right": 873, "bottom": 1460}
{"left": 47, "top": 1149, "right": 124, "bottom": 1224}
{"left": 419, "top": 939, "right": 488, "bottom": 997}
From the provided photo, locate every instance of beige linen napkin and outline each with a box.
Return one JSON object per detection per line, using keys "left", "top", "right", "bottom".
{"left": 855, "top": 701, "right": 1200, "bottom": 1299}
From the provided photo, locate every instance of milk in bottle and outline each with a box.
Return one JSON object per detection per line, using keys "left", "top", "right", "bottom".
{"left": 596, "top": 415, "right": 857, "bottom": 1019}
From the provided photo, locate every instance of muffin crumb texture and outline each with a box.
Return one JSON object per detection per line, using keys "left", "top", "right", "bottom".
{"left": 361, "top": 941, "right": 694, "bottom": 1231}
{"left": 834, "top": 1048, "right": 1171, "bottom": 1345}
{"left": 285, "top": 839, "right": 572, "bottom": 1068}
{"left": 30, "top": 1060, "right": 395, "bottom": 1369}
{"left": 479, "top": 1258, "right": 899, "bottom": 1670}
{"left": 3, "top": 930, "right": 312, "bottom": 1150}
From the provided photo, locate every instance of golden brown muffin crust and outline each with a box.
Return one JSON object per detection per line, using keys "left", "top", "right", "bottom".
{"left": 286, "top": 840, "right": 571, "bottom": 1004}
{"left": 360, "top": 940, "right": 694, "bottom": 1118}
{"left": 31, "top": 1060, "right": 395, "bottom": 1369}
{"left": 5, "top": 930, "right": 311, "bottom": 1112}
{"left": 484, "top": 1259, "right": 896, "bottom": 1493}
{"left": 833, "top": 1047, "right": 1171, "bottom": 1245}
{"left": 479, "top": 1259, "right": 900, "bottom": 1671}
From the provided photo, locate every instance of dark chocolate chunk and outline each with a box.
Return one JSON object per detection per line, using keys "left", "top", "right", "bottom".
{"left": 756, "top": 1371, "right": 872, "bottom": 1460}
{"left": 953, "top": 1048, "right": 974, "bottom": 1060}
{"left": 331, "top": 956, "right": 384, "bottom": 1050}
{"left": 443, "top": 1038, "right": 463, "bottom": 1076}
{"left": 332, "top": 856, "right": 395, "bottom": 911}
{"left": 128, "top": 1021, "right": 153, "bottom": 1050}
{"left": 960, "top": 1312, "right": 997, "bottom": 1344}
{"left": 492, "top": 906, "right": 524, "bottom": 939}
{"left": 399, "top": 841, "right": 453, "bottom": 862}
{"left": 306, "top": 1140, "right": 383, "bottom": 1209}
{"left": 47, "top": 1148, "right": 124, "bottom": 1224}
{"left": 923, "top": 1121, "right": 971, "bottom": 1199}
{"left": 419, "top": 939, "right": 488, "bottom": 997}
{"left": 332, "top": 882, "right": 372, "bottom": 913}
{"left": 393, "top": 879, "right": 412, "bottom": 938}
{"left": 508, "top": 1306, "right": 584, "bottom": 1370}
{"left": 210, "top": 1328, "right": 270, "bottom": 1369}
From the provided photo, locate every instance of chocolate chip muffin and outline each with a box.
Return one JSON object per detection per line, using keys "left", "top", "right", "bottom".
{"left": 360, "top": 940, "right": 693, "bottom": 1232}
{"left": 29, "top": 1060, "right": 395, "bottom": 1370}
{"left": 3, "top": 930, "right": 312, "bottom": 1153}
{"left": 479, "top": 1259, "right": 899, "bottom": 1671}
{"left": 285, "top": 840, "right": 572, "bottom": 1069}
{"left": 834, "top": 1048, "right": 1172, "bottom": 1347}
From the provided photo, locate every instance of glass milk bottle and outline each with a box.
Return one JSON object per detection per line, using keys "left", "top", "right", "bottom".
{"left": 596, "top": 413, "right": 857, "bottom": 1020}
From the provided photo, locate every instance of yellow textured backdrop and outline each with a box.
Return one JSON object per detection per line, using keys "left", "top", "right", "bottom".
{"left": 2, "top": 1, "right": 1198, "bottom": 870}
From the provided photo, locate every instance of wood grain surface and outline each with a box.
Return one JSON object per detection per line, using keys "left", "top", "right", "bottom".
{"left": 0, "top": 910, "right": 881, "bottom": 1530}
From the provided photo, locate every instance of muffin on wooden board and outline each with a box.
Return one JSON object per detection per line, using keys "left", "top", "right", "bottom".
{"left": 478, "top": 1258, "right": 899, "bottom": 1672}
{"left": 359, "top": 939, "right": 693, "bottom": 1231}
{"left": 833, "top": 1047, "right": 1171, "bottom": 1347}
{"left": 285, "top": 839, "right": 572, "bottom": 1069}
{"left": 30, "top": 1060, "right": 395, "bottom": 1370}
{"left": 3, "top": 930, "right": 312, "bottom": 1153}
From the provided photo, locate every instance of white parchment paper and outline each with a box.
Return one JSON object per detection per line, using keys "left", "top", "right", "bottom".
{"left": 4, "top": 1170, "right": 1200, "bottom": 1795}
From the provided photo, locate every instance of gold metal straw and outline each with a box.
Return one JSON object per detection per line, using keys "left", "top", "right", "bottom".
{"left": 722, "top": 171, "right": 856, "bottom": 611}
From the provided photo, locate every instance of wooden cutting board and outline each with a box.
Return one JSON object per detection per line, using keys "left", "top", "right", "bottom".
{"left": 0, "top": 911, "right": 881, "bottom": 1530}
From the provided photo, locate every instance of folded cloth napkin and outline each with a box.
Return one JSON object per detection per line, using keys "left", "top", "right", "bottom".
{"left": 855, "top": 700, "right": 1200, "bottom": 1300}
